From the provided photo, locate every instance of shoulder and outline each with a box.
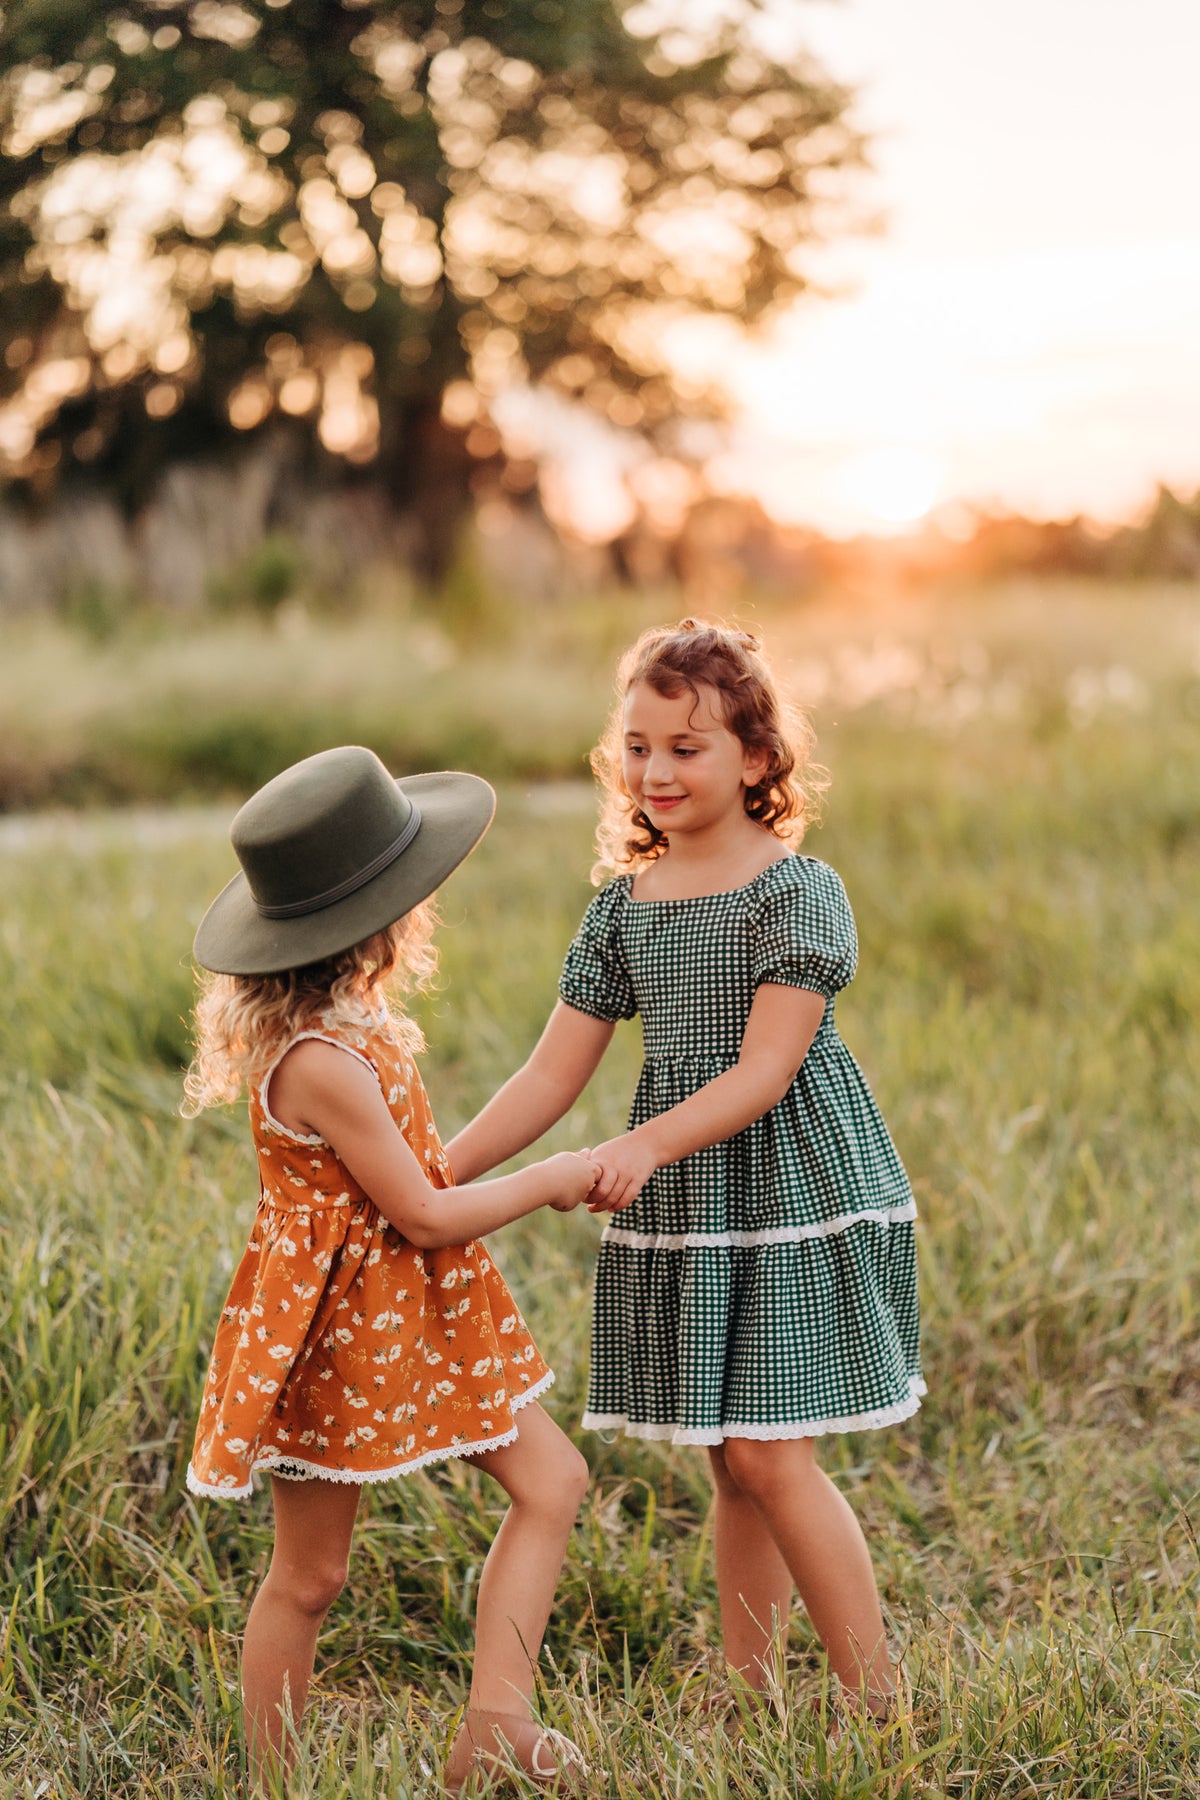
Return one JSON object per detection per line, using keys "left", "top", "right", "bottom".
{"left": 263, "top": 1031, "right": 384, "bottom": 1142}
{"left": 274, "top": 1032, "right": 401, "bottom": 1146}
{"left": 750, "top": 854, "right": 850, "bottom": 915}
{"left": 577, "top": 874, "right": 633, "bottom": 932}
{"left": 747, "top": 856, "right": 857, "bottom": 993}
{"left": 275, "top": 1014, "right": 399, "bottom": 1098}
{"left": 273, "top": 1033, "right": 380, "bottom": 1102}
{"left": 561, "top": 876, "right": 638, "bottom": 1018}
{"left": 748, "top": 855, "right": 856, "bottom": 952}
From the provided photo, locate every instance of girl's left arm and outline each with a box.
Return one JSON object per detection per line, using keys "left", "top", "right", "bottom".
{"left": 444, "top": 1001, "right": 616, "bottom": 1184}
{"left": 588, "top": 983, "right": 826, "bottom": 1211}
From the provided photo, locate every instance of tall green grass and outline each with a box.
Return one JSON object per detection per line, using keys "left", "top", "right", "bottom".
{"left": 0, "top": 589, "right": 663, "bottom": 809}
{"left": 2, "top": 584, "right": 1199, "bottom": 1796}
{"left": 2, "top": 576, "right": 1195, "bottom": 809}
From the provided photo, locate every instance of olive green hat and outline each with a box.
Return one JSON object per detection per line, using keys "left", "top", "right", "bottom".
{"left": 193, "top": 746, "right": 495, "bottom": 975}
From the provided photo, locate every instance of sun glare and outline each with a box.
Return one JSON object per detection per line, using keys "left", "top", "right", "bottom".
{"left": 837, "top": 445, "right": 943, "bottom": 529}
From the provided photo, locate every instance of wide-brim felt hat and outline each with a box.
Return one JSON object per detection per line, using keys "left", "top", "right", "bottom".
{"left": 194, "top": 746, "right": 495, "bottom": 975}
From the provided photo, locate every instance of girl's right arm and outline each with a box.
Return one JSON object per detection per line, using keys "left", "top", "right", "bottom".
{"left": 270, "top": 1037, "right": 600, "bottom": 1249}
{"left": 444, "top": 1001, "right": 616, "bottom": 1183}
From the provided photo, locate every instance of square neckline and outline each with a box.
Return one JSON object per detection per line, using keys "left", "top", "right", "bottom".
{"left": 625, "top": 853, "right": 796, "bottom": 907}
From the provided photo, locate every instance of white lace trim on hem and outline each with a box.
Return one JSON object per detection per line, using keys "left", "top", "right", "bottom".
{"left": 581, "top": 1378, "right": 925, "bottom": 1445}
{"left": 186, "top": 1369, "right": 554, "bottom": 1500}
{"left": 600, "top": 1199, "right": 917, "bottom": 1252}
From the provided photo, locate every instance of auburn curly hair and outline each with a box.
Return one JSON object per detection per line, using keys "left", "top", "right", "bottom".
{"left": 591, "top": 619, "right": 827, "bottom": 879}
{"left": 181, "top": 905, "right": 438, "bottom": 1115}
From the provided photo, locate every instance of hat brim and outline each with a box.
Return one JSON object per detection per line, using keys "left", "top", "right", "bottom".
{"left": 193, "top": 771, "right": 495, "bottom": 975}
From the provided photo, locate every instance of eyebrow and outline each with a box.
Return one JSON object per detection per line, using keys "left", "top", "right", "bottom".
{"left": 623, "top": 726, "right": 713, "bottom": 741}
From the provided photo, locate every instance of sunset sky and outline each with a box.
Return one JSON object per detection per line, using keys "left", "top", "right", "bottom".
{"left": 9, "top": 1, "right": 1195, "bottom": 547}
{"left": 710, "top": 0, "right": 1200, "bottom": 536}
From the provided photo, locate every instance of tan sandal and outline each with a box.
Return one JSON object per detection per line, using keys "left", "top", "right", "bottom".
{"left": 444, "top": 1709, "right": 588, "bottom": 1795}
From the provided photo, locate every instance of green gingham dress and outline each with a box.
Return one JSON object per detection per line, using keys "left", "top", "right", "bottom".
{"left": 560, "top": 855, "right": 923, "bottom": 1444}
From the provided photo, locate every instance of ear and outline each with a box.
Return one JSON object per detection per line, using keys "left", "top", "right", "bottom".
{"left": 742, "top": 745, "right": 771, "bottom": 789}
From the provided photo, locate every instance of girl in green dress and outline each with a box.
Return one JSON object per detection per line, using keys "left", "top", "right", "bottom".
{"left": 448, "top": 620, "right": 922, "bottom": 1723}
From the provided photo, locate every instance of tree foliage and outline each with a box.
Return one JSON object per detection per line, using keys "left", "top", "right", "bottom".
{"left": 0, "top": 0, "right": 863, "bottom": 549}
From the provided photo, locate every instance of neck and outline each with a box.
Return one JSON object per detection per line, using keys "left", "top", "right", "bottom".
{"left": 636, "top": 813, "right": 785, "bottom": 901}
{"left": 660, "top": 810, "right": 762, "bottom": 869}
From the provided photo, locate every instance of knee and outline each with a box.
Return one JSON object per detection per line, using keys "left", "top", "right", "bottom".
{"left": 707, "top": 1443, "right": 744, "bottom": 1501}
{"left": 270, "top": 1552, "right": 350, "bottom": 1619}
{"left": 548, "top": 1442, "right": 591, "bottom": 1520}
{"left": 720, "top": 1437, "right": 809, "bottom": 1506}
{"left": 520, "top": 1439, "right": 590, "bottom": 1525}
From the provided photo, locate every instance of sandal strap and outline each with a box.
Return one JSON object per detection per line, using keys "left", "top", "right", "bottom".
{"left": 445, "top": 1712, "right": 588, "bottom": 1793}
{"left": 529, "top": 1726, "right": 588, "bottom": 1780}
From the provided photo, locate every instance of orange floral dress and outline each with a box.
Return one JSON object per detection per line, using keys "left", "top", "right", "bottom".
{"left": 187, "top": 1010, "right": 552, "bottom": 1500}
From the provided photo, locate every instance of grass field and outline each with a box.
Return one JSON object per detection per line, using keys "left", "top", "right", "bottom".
{"left": 2, "top": 583, "right": 1199, "bottom": 1797}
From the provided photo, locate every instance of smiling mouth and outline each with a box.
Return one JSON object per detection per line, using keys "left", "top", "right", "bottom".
{"left": 645, "top": 795, "right": 684, "bottom": 808}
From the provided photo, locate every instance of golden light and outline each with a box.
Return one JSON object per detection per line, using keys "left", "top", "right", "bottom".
{"left": 836, "top": 446, "right": 944, "bottom": 529}
{"left": 145, "top": 381, "right": 183, "bottom": 418}
{"left": 278, "top": 371, "right": 320, "bottom": 415}
{"left": 102, "top": 344, "right": 140, "bottom": 381}
{"left": 153, "top": 332, "right": 192, "bottom": 375}
{"left": 342, "top": 280, "right": 377, "bottom": 312}
{"left": 380, "top": 205, "right": 443, "bottom": 292}
{"left": 228, "top": 379, "right": 271, "bottom": 430}
{"left": 318, "top": 348, "right": 379, "bottom": 461}
{"left": 28, "top": 358, "right": 91, "bottom": 403}
{"left": 370, "top": 183, "right": 407, "bottom": 215}
{"left": 248, "top": 99, "right": 289, "bottom": 128}
{"left": 329, "top": 145, "right": 377, "bottom": 200}
{"left": 441, "top": 380, "right": 481, "bottom": 427}
{"left": 189, "top": 2, "right": 260, "bottom": 49}
{"left": 319, "top": 230, "right": 376, "bottom": 277}
{"left": 627, "top": 456, "right": 701, "bottom": 533}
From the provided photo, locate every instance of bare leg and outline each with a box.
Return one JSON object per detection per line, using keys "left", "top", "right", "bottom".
{"left": 719, "top": 1437, "right": 894, "bottom": 1715}
{"left": 241, "top": 1475, "right": 361, "bottom": 1790}
{"left": 707, "top": 1443, "right": 793, "bottom": 1691}
{"left": 444, "top": 1403, "right": 590, "bottom": 1788}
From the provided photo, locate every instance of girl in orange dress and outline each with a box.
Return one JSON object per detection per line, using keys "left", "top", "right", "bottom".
{"left": 184, "top": 746, "right": 596, "bottom": 1794}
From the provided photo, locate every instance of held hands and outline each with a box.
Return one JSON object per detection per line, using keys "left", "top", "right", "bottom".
{"left": 546, "top": 1149, "right": 604, "bottom": 1212}
{"left": 542, "top": 1134, "right": 658, "bottom": 1216}
{"left": 585, "top": 1131, "right": 658, "bottom": 1213}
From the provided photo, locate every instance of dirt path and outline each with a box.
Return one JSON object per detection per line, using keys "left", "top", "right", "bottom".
{"left": 0, "top": 804, "right": 232, "bottom": 854}
{"left": 0, "top": 784, "right": 594, "bottom": 855}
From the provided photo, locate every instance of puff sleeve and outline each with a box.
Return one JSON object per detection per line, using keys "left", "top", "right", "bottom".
{"left": 558, "top": 881, "right": 637, "bottom": 1022}
{"left": 750, "top": 859, "right": 858, "bottom": 999}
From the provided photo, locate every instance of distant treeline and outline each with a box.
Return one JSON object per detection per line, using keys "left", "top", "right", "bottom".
{"left": 2, "top": 453, "right": 1197, "bottom": 623}
{"left": 952, "top": 485, "right": 1200, "bottom": 582}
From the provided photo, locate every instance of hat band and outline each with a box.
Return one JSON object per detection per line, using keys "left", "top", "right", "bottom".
{"left": 256, "top": 802, "right": 423, "bottom": 920}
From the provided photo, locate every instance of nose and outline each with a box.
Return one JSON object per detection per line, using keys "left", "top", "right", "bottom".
{"left": 644, "top": 748, "right": 676, "bottom": 787}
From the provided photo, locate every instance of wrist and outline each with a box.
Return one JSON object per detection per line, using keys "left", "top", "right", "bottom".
{"left": 533, "top": 1156, "right": 568, "bottom": 1209}
{"left": 631, "top": 1123, "right": 667, "bottom": 1169}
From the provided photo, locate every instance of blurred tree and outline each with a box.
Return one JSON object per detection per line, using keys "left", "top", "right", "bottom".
{"left": 0, "top": 0, "right": 864, "bottom": 574}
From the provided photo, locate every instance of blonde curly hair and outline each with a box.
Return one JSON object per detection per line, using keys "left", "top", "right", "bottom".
{"left": 182, "top": 905, "right": 438, "bottom": 1116}
{"left": 591, "top": 618, "right": 827, "bottom": 879}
